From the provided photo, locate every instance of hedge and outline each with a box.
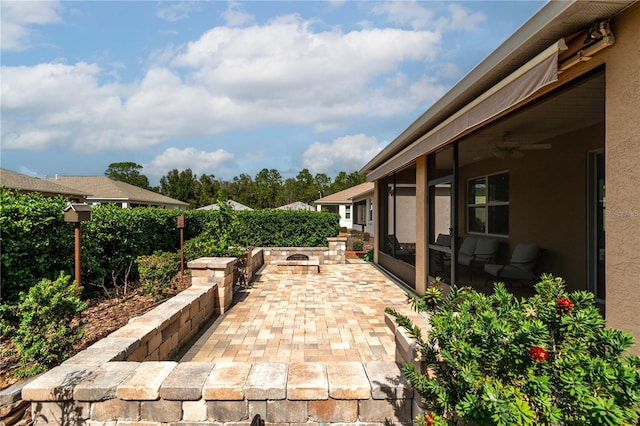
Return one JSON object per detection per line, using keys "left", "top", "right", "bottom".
{"left": 0, "top": 189, "right": 73, "bottom": 302}
{"left": 232, "top": 209, "right": 340, "bottom": 248}
{"left": 1, "top": 189, "right": 339, "bottom": 302}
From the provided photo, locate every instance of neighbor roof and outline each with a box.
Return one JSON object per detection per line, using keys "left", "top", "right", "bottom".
{"left": 314, "top": 182, "right": 374, "bottom": 205}
{"left": 198, "top": 200, "right": 254, "bottom": 211}
{"left": 46, "top": 176, "right": 188, "bottom": 207}
{"left": 361, "top": 0, "right": 635, "bottom": 176}
{"left": 1, "top": 168, "right": 90, "bottom": 198}
{"left": 277, "top": 201, "right": 314, "bottom": 211}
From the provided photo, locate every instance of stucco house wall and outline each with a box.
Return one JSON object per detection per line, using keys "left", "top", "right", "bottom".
{"left": 362, "top": 2, "right": 640, "bottom": 353}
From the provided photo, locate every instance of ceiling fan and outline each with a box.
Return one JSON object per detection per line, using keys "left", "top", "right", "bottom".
{"left": 494, "top": 132, "right": 551, "bottom": 159}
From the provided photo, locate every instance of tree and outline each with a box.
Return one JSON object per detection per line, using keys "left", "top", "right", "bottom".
{"left": 105, "top": 162, "right": 150, "bottom": 189}
{"left": 198, "top": 174, "right": 220, "bottom": 207}
{"left": 313, "top": 173, "right": 331, "bottom": 199}
{"left": 329, "top": 171, "right": 365, "bottom": 194}
{"left": 159, "top": 169, "right": 200, "bottom": 208}
{"left": 293, "top": 169, "right": 317, "bottom": 204}
{"left": 220, "top": 173, "right": 256, "bottom": 208}
{"left": 254, "top": 168, "right": 282, "bottom": 209}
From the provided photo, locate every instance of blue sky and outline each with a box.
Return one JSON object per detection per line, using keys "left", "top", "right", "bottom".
{"left": 1, "top": 1, "right": 544, "bottom": 185}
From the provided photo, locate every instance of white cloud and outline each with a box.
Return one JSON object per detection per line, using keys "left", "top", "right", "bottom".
{"left": 221, "top": 1, "right": 255, "bottom": 27}
{"left": 155, "top": 2, "right": 202, "bottom": 23}
{"left": 2, "top": 129, "right": 70, "bottom": 150}
{"left": 143, "top": 147, "right": 235, "bottom": 178}
{"left": 302, "top": 134, "right": 383, "bottom": 175}
{"left": 372, "top": 1, "right": 486, "bottom": 32}
{"left": 1, "top": 1, "right": 63, "bottom": 51}
{"left": 447, "top": 4, "right": 486, "bottom": 31}
{"left": 1, "top": 14, "right": 447, "bottom": 153}
{"left": 371, "top": 1, "right": 435, "bottom": 30}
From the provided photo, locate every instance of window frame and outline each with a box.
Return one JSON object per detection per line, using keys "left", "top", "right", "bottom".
{"left": 345, "top": 205, "right": 351, "bottom": 220}
{"left": 467, "top": 170, "right": 510, "bottom": 237}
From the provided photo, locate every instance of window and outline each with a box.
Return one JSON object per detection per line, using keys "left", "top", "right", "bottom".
{"left": 345, "top": 205, "right": 351, "bottom": 219}
{"left": 467, "top": 172, "right": 509, "bottom": 236}
{"left": 369, "top": 198, "right": 373, "bottom": 222}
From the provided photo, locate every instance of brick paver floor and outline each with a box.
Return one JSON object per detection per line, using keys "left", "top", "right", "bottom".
{"left": 179, "top": 263, "right": 412, "bottom": 363}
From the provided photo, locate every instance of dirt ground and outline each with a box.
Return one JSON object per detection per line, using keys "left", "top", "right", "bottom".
{"left": 0, "top": 275, "right": 191, "bottom": 391}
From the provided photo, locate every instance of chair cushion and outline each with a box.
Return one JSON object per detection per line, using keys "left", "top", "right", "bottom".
{"left": 497, "top": 265, "right": 536, "bottom": 281}
{"left": 484, "top": 263, "right": 503, "bottom": 276}
{"left": 458, "top": 238, "right": 477, "bottom": 257}
{"left": 475, "top": 239, "right": 499, "bottom": 256}
{"left": 511, "top": 244, "right": 539, "bottom": 269}
{"left": 484, "top": 264, "right": 536, "bottom": 281}
{"left": 435, "top": 234, "right": 451, "bottom": 247}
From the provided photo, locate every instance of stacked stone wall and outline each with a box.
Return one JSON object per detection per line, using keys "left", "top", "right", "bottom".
{"left": 23, "top": 360, "right": 414, "bottom": 425}
{"left": 262, "top": 237, "right": 347, "bottom": 266}
{"left": 19, "top": 242, "right": 422, "bottom": 424}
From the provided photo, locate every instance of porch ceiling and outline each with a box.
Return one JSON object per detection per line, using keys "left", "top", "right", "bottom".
{"left": 459, "top": 72, "right": 604, "bottom": 166}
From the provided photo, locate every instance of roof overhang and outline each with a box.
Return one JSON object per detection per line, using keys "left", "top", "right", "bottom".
{"left": 360, "top": 0, "right": 635, "bottom": 179}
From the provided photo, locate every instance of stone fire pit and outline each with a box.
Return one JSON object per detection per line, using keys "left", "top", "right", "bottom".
{"left": 276, "top": 254, "right": 320, "bottom": 274}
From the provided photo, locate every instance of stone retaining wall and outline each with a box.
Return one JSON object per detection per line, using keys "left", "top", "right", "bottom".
{"left": 23, "top": 360, "right": 414, "bottom": 425}
{"left": 19, "top": 241, "right": 422, "bottom": 425}
{"left": 262, "top": 237, "right": 347, "bottom": 266}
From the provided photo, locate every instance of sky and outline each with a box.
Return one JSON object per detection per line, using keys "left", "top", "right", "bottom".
{"left": 1, "top": 0, "right": 545, "bottom": 185}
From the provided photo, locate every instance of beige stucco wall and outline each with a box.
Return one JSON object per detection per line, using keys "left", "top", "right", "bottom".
{"left": 457, "top": 124, "right": 603, "bottom": 292}
{"left": 599, "top": 3, "right": 640, "bottom": 354}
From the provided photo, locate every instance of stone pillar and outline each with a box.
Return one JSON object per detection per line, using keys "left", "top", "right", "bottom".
{"left": 187, "top": 257, "right": 236, "bottom": 314}
{"left": 327, "top": 237, "right": 347, "bottom": 264}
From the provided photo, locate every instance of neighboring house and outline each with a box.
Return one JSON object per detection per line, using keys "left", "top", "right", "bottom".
{"left": 314, "top": 182, "right": 374, "bottom": 235}
{"left": 360, "top": 1, "right": 640, "bottom": 353}
{"left": 277, "top": 201, "right": 314, "bottom": 211}
{"left": 46, "top": 176, "right": 188, "bottom": 210}
{"left": 198, "top": 200, "right": 254, "bottom": 211}
{"left": 0, "top": 168, "right": 89, "bottom": 202}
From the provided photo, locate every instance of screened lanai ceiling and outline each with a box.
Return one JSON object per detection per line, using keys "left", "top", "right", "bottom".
{"left": 458, "top": 71, "right": 605, "bottom": 167}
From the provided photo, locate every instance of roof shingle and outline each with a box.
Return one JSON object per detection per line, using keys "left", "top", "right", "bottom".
{"left": 45, "top": 176, "right": 188, "bottom": 206}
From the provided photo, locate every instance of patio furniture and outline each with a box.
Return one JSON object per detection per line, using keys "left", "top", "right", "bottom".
{"left": 484, "top": 243, "right": 540, "bottom": 285}
{"left": 441, "top": 237, "right": 500, "bottom": 281}
{"left": 458, "top": 238, "right": 499, "bottom": 280}
{"left": 386, "top": 234, "right": 415, "bottom": 257}
{"left": 433, "top": 233, "right": 452, "bottom": 275}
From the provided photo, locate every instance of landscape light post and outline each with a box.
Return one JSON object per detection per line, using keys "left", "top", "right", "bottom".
{"left": 64, "top": 203, "right": 92, "bottom": 290}
{"left": 177, "top": 215, "right": 185, "bottom": 278}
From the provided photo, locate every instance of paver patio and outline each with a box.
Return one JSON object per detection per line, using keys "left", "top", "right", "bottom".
{"left": 179, "top": 262, "right": 412, "bottom": 363}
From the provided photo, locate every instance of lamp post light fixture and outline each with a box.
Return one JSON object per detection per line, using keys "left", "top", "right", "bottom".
{"left": 177, "top": 215, "right": 186, "bottom": 278}
{"left": 64, "top": 203, "right": 92, "bottom": 289}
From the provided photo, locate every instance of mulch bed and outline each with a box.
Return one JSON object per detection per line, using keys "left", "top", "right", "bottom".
{"left": 0, "top": 275, "right": 191, "bottom": 391}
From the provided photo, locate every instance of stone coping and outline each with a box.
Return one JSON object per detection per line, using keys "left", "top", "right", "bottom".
{"left": 22, "top": 361, "right": 414, "bottom": 424}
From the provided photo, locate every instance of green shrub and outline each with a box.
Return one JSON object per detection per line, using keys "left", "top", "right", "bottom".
{"left": 5, "top": 273, "right": 87, "bottom": 377}
{"left": 1, "top": 190, "right": 340, "bottom": 300}
{"left": 387, "top": 274, "right": 640, "bottom": 426}
{"left": 232, "top": 209, "right": 339, "bottom": 248}
{"left": 364, "top": 249, "right": 374, "bottom": 262}
{"left": 0, "top": 188, "right": 73, "bottom": 302}
{"left": 136, "top": 251, "right": 181, "bottom": 300}
{"left": 81, "top": 204, "right": 180, "bottom": 288}
{"left": 352, "top": 239, "right": 364, "bottom": 251}
{"left": 350, "top": 229, "right": 370, "bottom": 242}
